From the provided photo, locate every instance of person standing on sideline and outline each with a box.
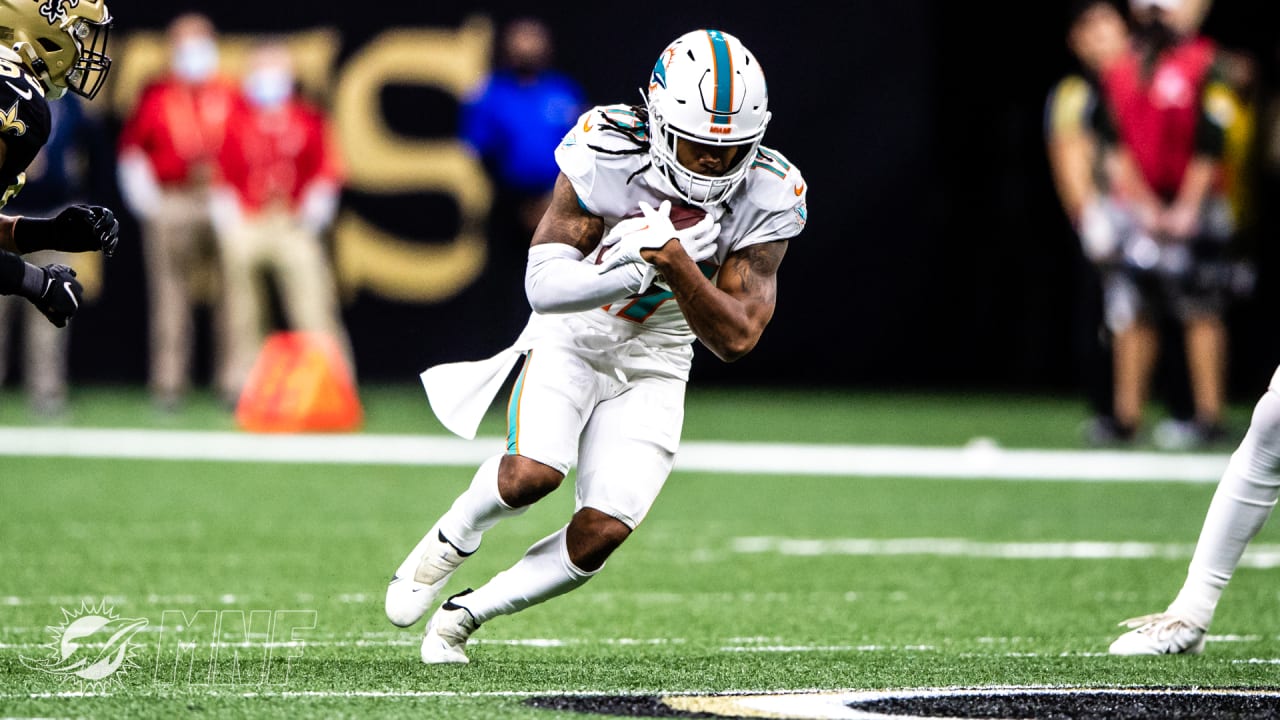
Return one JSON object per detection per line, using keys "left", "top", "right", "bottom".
{"left": 460, "top": 17, "right": 587, "bottom": 338}
{"left": 386, "top": 29, "right": 808, "bottom": 665}
{"left": 211, "top": 39, "right": 351, "bottom": 402}
{"left": 1093, "top": 0, "right": 1235, "bottom": 447}
{"left": 1044, "top": 0, "right": 1131, "bottom": 444}
{"left": 117, "top": 13, "right": 237, "bottom": 410}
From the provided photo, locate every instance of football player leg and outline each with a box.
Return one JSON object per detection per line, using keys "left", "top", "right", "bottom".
{"left": 389, "top": 348, "right": 597, "bottom": 630}
{"left": 423, "top": 374, "right": 683, "bottom": 664}
{"left": 1111, "top": 366, "right": 1280, "bottom": 655}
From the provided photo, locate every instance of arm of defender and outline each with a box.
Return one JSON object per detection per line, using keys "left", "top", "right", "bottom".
{"left": 524, "top": 174, "right": 652, "bottom": 313}
{"left": 0, "top": 138, "right": 14, "bottom": 253}
{"left": 0, "top": 131, "right": 120, "bottom": 256}
{"left": 643, "top": 238, "right": 788, "bottom": 362}
{"left": 0, "top": 215, "right": 17, "bottom": 254}
{"left": 0, "top": 250, "right": 84, "bottom": 327}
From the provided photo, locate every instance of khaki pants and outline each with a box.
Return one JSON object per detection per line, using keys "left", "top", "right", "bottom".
{"left": 216, "top": 210, "right": 353, "bottom": 398}
{"left": 0, "top": 250, "right": 70, "bottom": 410}
{"left": 142, "top": 188, "right": 223, "bottom": 404}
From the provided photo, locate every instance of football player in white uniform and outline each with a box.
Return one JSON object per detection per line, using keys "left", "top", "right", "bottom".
{"left": 385, "top": 28, "right": 808, "bottom": 664}
{"left": 1110, "top": 365, "right": 1280, "bottom": 654}
{"left": 0, "top": 0, "right": 119, "bottom": 328}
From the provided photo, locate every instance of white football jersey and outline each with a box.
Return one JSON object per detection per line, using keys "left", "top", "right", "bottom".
{"left": 542, "top": 103, "right": 808, "bottom": 367}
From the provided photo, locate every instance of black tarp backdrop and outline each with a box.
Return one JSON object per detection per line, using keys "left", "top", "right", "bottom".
{"left": 53, "top": 1, "right": 1280, "bottom": 398}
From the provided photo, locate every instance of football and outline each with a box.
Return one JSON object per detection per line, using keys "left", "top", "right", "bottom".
{"left": 667, "top": 203, "right": 708, "bottom": 230}
{"left": 596, "top": 203, "right": 708, "bottom": 266}
{"left": 619, "top": 202, "right": 707, "bottom": 229}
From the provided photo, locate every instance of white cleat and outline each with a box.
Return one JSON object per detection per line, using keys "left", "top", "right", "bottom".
{"left": 421, "top": 591, "right": 480, "bottom": 665}
{"left": 1109, "top": 612, "right": 1207, "bottom": 655}
{"left": 385, "top": 527, "right": 472, "bottom": 628}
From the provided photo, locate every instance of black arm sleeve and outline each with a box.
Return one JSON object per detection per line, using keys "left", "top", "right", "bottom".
{"left": 0, "top": 247, "right": 36, "bottom": 296}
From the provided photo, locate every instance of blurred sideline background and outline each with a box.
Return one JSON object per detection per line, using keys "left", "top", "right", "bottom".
{"left": 8, "top": 1, "right": 1280, "bottom": 414}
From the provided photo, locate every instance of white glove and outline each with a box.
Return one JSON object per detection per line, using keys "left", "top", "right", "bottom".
{"left": 597, "top": 200, "right": 678, "bottom": 273}
{"left": 598, "top": 206, "right": 719, "bottom": 259}
{"left": 596, "top": 215, "right": 653, "bottom": 256}
{"left": 643, "top": 214, "right": 721, "bottom": 291}
{"left": 674, "top": 214, "right": 721, "bottom": 264}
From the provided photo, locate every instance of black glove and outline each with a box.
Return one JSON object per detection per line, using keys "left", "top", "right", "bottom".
{"left": 14, "top": 205, "right": 120, "bottom": 257}
{"left": 25, "top": 264, "right": 83, "bottom": 328}
{"left": 56, "top": 205, "right": 120, "bottom": 257}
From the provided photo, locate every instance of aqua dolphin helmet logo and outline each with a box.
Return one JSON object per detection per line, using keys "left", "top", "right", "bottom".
{"left": 20, "top": 601, "right": 148, "bottom": 685}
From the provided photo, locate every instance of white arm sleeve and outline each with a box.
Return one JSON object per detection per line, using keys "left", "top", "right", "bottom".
{"left": 525, "top": 243, "right": 647, "bottom": 314}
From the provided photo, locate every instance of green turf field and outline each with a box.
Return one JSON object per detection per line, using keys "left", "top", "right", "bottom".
{"left": 1, "top": 385, "right": 1276, "bottom": 719}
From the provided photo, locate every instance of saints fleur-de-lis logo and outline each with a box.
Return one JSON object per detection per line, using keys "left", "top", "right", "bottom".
{"left": 38, "top": 0, "right": 60, "bottom": 24}
{"left": 38, "top": 0, "right": 79, "bottom": 25}
{"left": 0, "top": 100, "right": 26, "bottom": 136}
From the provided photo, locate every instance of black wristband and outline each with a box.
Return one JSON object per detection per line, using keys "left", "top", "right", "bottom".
{"left": 0, "top": 248, "right": 41, "bottom": 297}
{"left": 12, "top": 216, "right": 56, "bottom": 254}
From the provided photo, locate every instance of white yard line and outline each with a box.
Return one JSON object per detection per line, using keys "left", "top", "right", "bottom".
{"left": 0, "top": 427, "right": 1231, "bottom": 482}
{"left": 9, "top": 685, "right": 1280, "bottom": 710}
{"left": 0, "top": 685, "right": 1015, "bottom": 700}
{"left": 4, "top": 689, "right": 681, "bottom": 699}
{"left": 3, "top": 631, "right": 1262, "bottom": 653}
{"left": 732, "top": 537, "right": 1280, "bottom": 568}
{"left": 0, "top": 637, "right": 683, "bottom": 650}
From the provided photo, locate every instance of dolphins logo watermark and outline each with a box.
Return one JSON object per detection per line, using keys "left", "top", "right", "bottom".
{"left": 20, "top": 600, "right": 148, "bottom": 688}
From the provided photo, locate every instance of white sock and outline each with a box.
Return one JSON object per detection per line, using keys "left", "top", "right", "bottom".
{"left": 435, "top": 455, "right": 526, "bottom": 554}
{"left": 1169, "top": 389, "right": 1280, "bottom": 629}
{"left": 452, "top": 525, "right": 596, "bottom": 624}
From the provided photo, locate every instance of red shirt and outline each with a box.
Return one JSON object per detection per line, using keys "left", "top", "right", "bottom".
{"left": 117, "top": 75, "right": 238, "bottom": 186}
{"left": 1100, "top": 37, "right": 1219, "bottom": 198}
{"left": 217, "top": 95, "right": 343, "bottom": 214}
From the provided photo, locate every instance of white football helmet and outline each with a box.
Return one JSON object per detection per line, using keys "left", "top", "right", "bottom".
{"left": 645, "top": 29, "right": 770, "bottom": 206}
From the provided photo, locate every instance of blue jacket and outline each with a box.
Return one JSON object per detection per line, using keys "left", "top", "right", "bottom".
{"left": 461, "top": 69, "right": 586, "bottom": 195}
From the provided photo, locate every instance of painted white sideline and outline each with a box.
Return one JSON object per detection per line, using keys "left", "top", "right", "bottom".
{"left": 732, "top": 537, "right": 1280, "bottom": 568}
{"left": 0, "top": 426, "right": 1231, "bottom": 482}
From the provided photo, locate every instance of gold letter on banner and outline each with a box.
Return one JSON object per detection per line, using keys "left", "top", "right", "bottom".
{"left": 333, "top": 17, "right": 494, "bottom": 303}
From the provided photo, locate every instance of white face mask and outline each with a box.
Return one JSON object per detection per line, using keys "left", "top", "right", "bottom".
{"left": 244, "top": 67, "right": 294, "bottom": 109}
{"left": 172, "top": 37, "right": 219, "bottom": 83}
